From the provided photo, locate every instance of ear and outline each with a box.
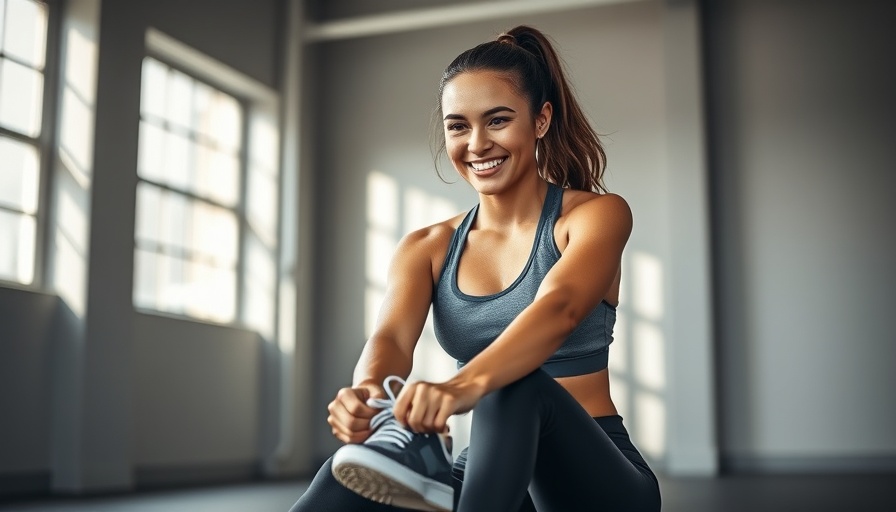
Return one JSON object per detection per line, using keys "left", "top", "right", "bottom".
{"left": 535, "top": 101, "right": 553, "bottom": 138}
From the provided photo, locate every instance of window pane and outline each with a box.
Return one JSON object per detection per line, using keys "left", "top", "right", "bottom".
{"left": 140, "top": 57, "right": 167, "bottom": 120}
{"left": 195, "top": 143, "right": 239, "bottom": 206}
{"left": 165, "top": 68, "right": 193, "bottom": 129}
{"left": 3, "top": 0, "right": 46, "bottom": 68}
{"left": 133, "top": 248, "right": 160, "bottom": 311}
{"left": 0, "top": 209, "right": 35, "bottom": 284}
{"left": 134, "top": 182, "right": 162, "bottom": 243}
{"left": 158, "top": 190, "right": 188, "bottom": 253}
{"left": 193, "top": 80, "right": 213, "bottom": 140}
{"left": 209, "top": 92, "right": 241, "bottom": 151}
{"left": 192, "top": 199, "right": 237, "bottom": 266}
{"left": 137, "top": 185, "right": 238, "bottom": 267}
{"left": 0, "top": 57, "right": 43, "bottom": 136}
{"left": 0, "top": 135, "right": 39, "bottom": 213}
{"left": 182, "top": 258, "right": 236, "bottom": 322}
{"left": 137, "top": 120, "right": 165, "bottom": 182}
{"left": 134, "top": 248, "right": 235, "bottom": 323}
{"left": 160, "top": 129, "right": 193, "bottom": 190}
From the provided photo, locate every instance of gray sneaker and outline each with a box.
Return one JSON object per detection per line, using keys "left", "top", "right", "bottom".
{"left": 331, "top": 376, "right": 454, "bottom": 512}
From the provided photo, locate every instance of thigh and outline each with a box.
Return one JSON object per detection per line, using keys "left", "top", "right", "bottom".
{"left": 452, "top": 448, "right": 537, "bottom": 512}
{"left": 288, "top": 457, "right": 417, "bottom": 512}
{"left": 526, "top": 377, "right": 660, "bottom": 512}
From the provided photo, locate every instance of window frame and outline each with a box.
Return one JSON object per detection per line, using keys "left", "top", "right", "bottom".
{"left": 0, "top": 0, "right": 60, "bottom": 289}
{"left": 135, "top": 28, "right": 283, "bottom": 335}
{"left": 134, "top": 53, "right": 251, "bottom": 325}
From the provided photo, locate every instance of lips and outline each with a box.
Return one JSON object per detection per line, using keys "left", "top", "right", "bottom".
{"left": 469, "top": 157, "right": 507, "bottom": 176}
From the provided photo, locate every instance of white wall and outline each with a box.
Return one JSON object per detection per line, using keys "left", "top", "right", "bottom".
{"left": 308, "top": 0, "right": 714, "bottom": 471}
{"left": 706, "top": 0, "right": 896, "bottom": 470}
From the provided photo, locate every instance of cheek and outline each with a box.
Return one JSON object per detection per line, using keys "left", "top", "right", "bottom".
{"left": 445, "top": 140, "right": 465, "bottom": 165}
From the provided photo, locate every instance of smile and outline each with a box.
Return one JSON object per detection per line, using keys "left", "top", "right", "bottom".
{"left": 469, "top": 158, "right": 506, "bottom": 172}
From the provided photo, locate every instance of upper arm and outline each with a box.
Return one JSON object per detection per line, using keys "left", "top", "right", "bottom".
{"left": 536, "top": 193, "right": 632, "bottom": 321}
{"left": 368, "top": 227, "right": 447, "bottom": 358}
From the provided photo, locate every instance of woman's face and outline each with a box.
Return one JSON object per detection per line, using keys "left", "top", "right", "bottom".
{"left": 441, "top": 70, "right": 551, "bottom": 195}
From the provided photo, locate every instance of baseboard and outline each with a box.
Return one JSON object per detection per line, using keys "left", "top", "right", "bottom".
{"left": 722, "top": 454, "right": 896, "bottom": 474}
{"left": 0, "top": 472, "right": 50, "bottom": 500}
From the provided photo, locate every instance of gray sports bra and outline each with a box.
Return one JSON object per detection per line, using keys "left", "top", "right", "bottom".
{"left": 432, "top": 183, "right": 616, "bottom": 378}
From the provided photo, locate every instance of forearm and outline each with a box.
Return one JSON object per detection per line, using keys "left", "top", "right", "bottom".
{"left": 353, "top": 335, "right": 415, "bottom": 396}
{"left": 450, "top": 288, "right": 580, "bottom": 396}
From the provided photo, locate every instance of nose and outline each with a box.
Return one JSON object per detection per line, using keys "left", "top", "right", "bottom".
{"left": 467, "top": 126, "right": 492, "bottom": 155}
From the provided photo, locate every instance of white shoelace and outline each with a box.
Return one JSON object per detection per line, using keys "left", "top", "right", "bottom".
{"left": 365, "top": 375, "right": 415, "bottom": 448}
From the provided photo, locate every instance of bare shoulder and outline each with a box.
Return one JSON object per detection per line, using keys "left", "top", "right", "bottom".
{"left": 562, "top": 190, "right": 632, "bottom": 233}
{"left": 392, "top": 211, "right": 468, "bottom": 278}
{"left": 398, "top": 211, "right": 465, "bottom": 251}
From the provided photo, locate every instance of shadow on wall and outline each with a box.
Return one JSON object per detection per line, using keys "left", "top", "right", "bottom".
{"left": 362, "top": 171, "right": 668, "bottom": 463}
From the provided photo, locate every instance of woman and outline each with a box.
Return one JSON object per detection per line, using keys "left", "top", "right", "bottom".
{"left": 290, "top": 25, "right": 661, "bottom": 512}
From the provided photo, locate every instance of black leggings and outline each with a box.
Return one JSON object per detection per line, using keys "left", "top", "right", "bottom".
{"left": 289, "top": 370, "right": 660, "bottom": 512}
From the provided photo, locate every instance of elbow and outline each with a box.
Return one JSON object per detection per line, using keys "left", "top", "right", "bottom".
{"left": 539, "top": 287, "right": 585, "bottom": 338}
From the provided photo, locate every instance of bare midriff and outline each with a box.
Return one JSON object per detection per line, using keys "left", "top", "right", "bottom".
{"left": 555, "top": 369, "right": 618, "bottom": 418}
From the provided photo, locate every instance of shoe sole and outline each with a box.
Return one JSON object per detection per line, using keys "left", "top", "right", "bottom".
{"left": 332, "top": 445, "right": 453, "bottom": 512}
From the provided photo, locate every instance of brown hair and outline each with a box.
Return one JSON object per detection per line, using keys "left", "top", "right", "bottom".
{"left": 434, "top": 25, "right": 608, "bottom": 193}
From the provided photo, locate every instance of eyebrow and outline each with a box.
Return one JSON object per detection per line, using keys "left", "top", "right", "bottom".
{"left": 443, "top": 106, "right": 516, "bottom": 121}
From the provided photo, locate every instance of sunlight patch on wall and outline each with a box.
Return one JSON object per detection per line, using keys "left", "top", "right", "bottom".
{"left": 367, "top": 171, "right": 399, "bottom": 231}
{"left": 631, "top": 251, "right": 664, "bottom": 321}
{"left": 633, "top": 321, "right": 665, "bottom": 391}
{"left": 609, "top": 249, "right": 668, "bottom": 463}
{"left": 403, "top": 186, "right": 457, "bottom": 231}
{"left": 58, "top": 23, "right": 96, "bottom": 185}
{"left": 635, "top": 389, "right": 666, "bottom": 459}
{"left": 241, "top": 111, "right": 280, "bottom": 338}
{"left": 364, "top": 171, "right": 399, "bottom": 338}
{"left": 50, "top": 16, "right": 97, "bottom": 316}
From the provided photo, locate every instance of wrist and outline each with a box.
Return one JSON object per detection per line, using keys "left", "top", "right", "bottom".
{"left": 450, "top": 368, "right": 491, "bottom": 401}
{"left": 354, "top": 378, "right": 387, "bottom": 400}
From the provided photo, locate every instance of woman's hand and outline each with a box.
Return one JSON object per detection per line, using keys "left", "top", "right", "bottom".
{"left": 392, "top": 378, "right": 487, "bottom": 433}
{"left": 326, "top": 383, "right": 384, "bottom": 444}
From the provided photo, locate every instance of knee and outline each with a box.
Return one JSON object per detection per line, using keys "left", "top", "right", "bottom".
{"left": 475, "top": 369, "right": 551, "bottom": 418}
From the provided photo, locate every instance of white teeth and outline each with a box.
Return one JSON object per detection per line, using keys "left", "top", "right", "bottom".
{"left": 471, "top": 158, "right": 505, "bottom": 171}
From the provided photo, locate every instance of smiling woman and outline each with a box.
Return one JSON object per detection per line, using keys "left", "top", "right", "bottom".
{"left": 289, "top": 25, "right": 660, "bottom": 512}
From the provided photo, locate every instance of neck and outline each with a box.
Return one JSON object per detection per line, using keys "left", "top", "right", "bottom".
{"left": 475, "top": 177, "right": 548, "bottom": 230}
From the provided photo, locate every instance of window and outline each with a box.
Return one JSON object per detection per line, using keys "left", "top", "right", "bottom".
{"left": 133, "top": 56, "right": 243, "bottom": 323}
{"left": 0, "top": 0, "right": 48, "bottom": 285}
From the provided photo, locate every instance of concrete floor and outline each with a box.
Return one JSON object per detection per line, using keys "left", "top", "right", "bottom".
{"left": 1, "top": 473, "right": 895, "bottom": 511}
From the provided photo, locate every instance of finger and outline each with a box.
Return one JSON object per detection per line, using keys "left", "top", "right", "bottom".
{"left": 433, "top": 398, "right": 454, "bottom": 433}
{"left": 328, "top": 400, "right": 374, "bottom": 433}
{"left": 336, "top": 388, "right": 378, "bottom": 419}
{"left": 328, "top": 413, "right": 370, "bottom": 443}
{"left": 406, "top": 384, "right": 438, "bottom": 433}
{"left": 329, "top": 423, "right": 371, "bottom": 444}
{"left": 425, "top": 392, "right": 454, "bottom": 433}
{"left": 416, "top": 386, "right": 444, "bottom": 432}
{"left": 392, "top": 382, "right": 415, "bottom": 427}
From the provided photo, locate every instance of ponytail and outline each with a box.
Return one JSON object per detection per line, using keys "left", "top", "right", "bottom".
{"left": 436, "top": 25, "right": 608, "bottom": 193}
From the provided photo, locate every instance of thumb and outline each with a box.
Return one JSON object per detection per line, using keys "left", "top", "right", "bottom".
{"left": 355, "top": 387, "right": 371, "bottom": 402}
